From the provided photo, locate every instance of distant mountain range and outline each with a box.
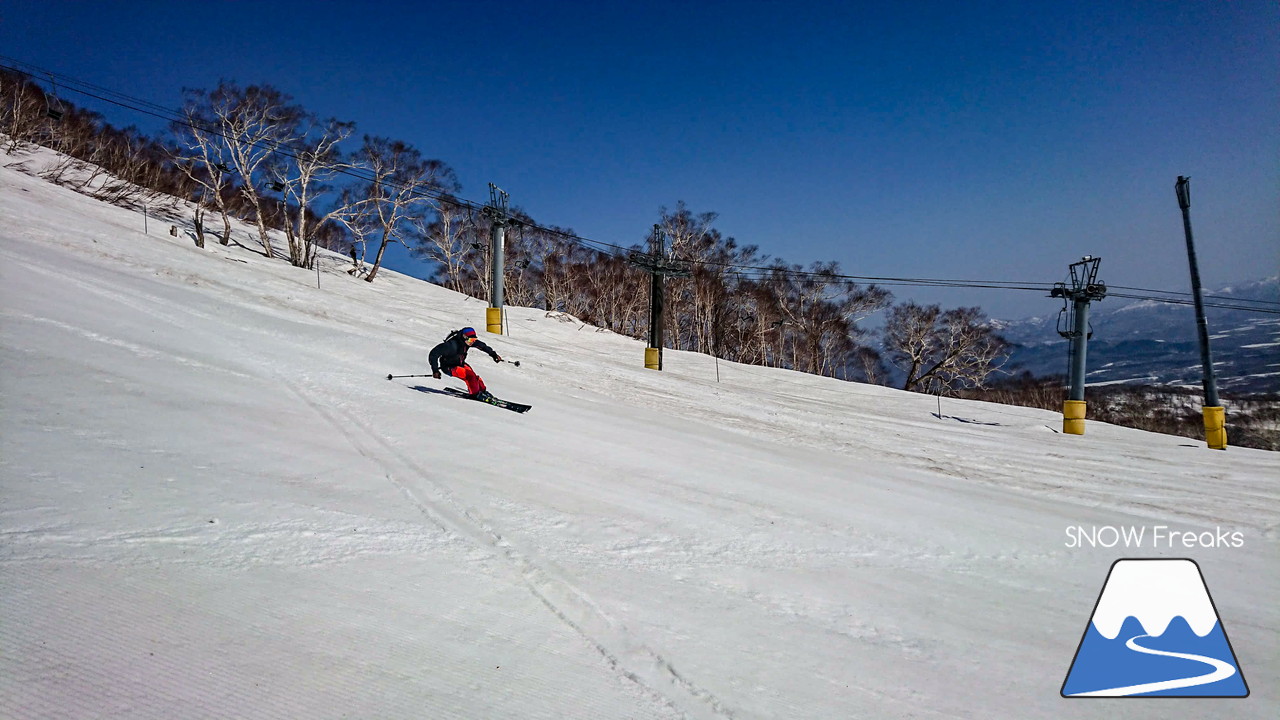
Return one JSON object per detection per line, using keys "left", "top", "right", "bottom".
{"left": 993, "top": 277, "right": 1279, "bottom": 394}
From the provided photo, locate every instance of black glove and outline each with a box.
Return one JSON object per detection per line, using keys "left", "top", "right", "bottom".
{"left": 432, "top": 370, "right": 441, "bottom": 379}
{"left": 493, "top": 355, "right": 503, "bottom": 363}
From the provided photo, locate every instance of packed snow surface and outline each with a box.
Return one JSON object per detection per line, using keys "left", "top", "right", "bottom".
{"left": 1, "top": 152, "right": 1277, "bottom": 718}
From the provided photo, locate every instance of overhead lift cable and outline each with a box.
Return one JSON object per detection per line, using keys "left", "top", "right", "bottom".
{"left": 3, "top": 57, "right": 1275, "bottom": 315}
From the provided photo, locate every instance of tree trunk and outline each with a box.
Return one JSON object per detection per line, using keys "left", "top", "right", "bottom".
{"left": 192, "top": 205, "right": 206, "bottom": 249}
{"left": 365, "top": 228, "right": 392, "bottom": 282}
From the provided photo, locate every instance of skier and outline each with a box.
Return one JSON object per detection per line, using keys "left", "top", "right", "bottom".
{"left": 430, "top": 327, "right": 504, "bottom": 400}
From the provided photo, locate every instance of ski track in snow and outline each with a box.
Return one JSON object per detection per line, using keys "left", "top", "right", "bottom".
{"left": 2, "top": 269, "right": 691, "bottom": 716}
{"left": 8, "top": 234, "right": 723, "bottom": 715}
{"left": 283, "top": 378, "right": 733, "bottom": 719}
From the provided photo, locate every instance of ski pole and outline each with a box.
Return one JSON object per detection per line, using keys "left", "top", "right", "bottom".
{"left": 387, "top": 373, "right": 436, "bottom": 380}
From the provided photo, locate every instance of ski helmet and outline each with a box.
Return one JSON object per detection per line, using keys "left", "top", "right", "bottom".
{"left": 460, "top": 327, "right": 478, "bottom": 340}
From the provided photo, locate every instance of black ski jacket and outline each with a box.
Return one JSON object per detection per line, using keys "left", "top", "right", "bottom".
{"left": 429, "top": 333, "right": 499, "bottom": 372}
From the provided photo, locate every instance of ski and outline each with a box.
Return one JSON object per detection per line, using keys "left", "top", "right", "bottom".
{"left": 442, "top": 387, "right": 531, "bottom": 413}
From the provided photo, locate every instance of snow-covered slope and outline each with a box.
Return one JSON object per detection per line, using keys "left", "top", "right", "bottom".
{"left": 2, "top": 152, "right": 1277, "bottom": 719}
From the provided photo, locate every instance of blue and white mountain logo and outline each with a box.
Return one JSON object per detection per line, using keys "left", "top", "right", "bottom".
{"left": 1062, "top": 559, "right": 1249, "bottom": 697}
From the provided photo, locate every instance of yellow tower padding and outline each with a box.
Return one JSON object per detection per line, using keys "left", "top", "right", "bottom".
{"left": 1063, "top": 400, "right": 1086, "bottom": 435}
{"left": 1203, "top": 406, "right": 1227, "bottom": 450}
{"left": 644, "top": 347, "right": 661, "bottom": 370}
{"left": 486, "top": 307, "right": 503, "bottom": 335}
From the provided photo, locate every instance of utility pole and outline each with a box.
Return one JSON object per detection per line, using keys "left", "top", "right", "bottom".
{"left": 1176, "top": 176, "right": 1227, "bottom": 450}
{"left": 629, "top": 224, "right": 689, "bottom": 370}
{"left": 1051, "top": 256, "right": 1107, "bottom": 435}
{"left": 482, "top": 184, "right": 511, "bottom": 335}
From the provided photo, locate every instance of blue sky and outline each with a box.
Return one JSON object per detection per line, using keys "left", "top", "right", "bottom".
{"left": 2, "top": 0, "right": 1276, "bottom": 318}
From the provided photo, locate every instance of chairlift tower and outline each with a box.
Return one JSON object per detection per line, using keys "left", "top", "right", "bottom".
{"left": 481, "top": 184, "right": 512, "bottom": 334}
{"left": 629, "top": 224, "right": 690, "bottom": 370}
{"left": 1050, "top": 256, "right": 1106, "bottom": 435}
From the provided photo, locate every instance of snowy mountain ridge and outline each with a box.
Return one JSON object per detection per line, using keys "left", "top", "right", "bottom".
{"left": 995, "top": 277, "right": 1280, "bottom": 393}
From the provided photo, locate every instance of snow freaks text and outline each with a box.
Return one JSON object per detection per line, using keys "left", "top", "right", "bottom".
{"left": 1064, "top": 525, "right": 1244, "bottom": 549}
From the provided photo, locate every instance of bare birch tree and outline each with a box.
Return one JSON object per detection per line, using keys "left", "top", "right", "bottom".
{"left": 92, "top": 126, "right": 169, "bottom": 206}
{"left": 883, "top": 303, "right": 1010, "bottom": 392}
{"left": 267, "top": 116, "right": 357, "bottom": 267}
{"left": 541, "top": 243, "right": 597, "bottom": 315}
{"left": 344, "top": 136, "right": 458, "bottom": 282}
{"left": 413, "top": 200, "right": 477, "bottom": 292}
{"left": 508, "top": 221, "right": 575, "bottom": 310}
{"left": 205, "top": 83, "right": 303, "bottom": 258}
{"left": 1, "top": 68, "right": 47, "bottom": 153}
{"left": 172, "top": 87, "right": 247, "bottom": 246}
{"left": 760, "top": 262, "right": 890, "bottom": 376}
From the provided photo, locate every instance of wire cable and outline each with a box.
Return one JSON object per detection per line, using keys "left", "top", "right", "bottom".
{"left": 3, "top": 57, "right": 1276, "bottom": 315}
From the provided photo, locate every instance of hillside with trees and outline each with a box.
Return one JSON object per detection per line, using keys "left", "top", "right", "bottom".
{"left": 11, "top": 65, "right": 1274, "bottom": 451}
{"left": 2, "top": 66, "right": 1011, "bottom": 390}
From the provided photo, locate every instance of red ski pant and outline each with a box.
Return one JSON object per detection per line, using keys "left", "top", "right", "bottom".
{"left": 445, "top": 364, "right": 486, "bottom": 395}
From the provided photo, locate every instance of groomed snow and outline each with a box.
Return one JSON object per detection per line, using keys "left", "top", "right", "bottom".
{"left": 2, "top": 150, "right": 1277, "bottom": 719}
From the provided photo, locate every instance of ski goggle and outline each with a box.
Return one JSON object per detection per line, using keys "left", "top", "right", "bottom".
{"left": 464, "top": 336, "right": 477, "bottom": 345}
